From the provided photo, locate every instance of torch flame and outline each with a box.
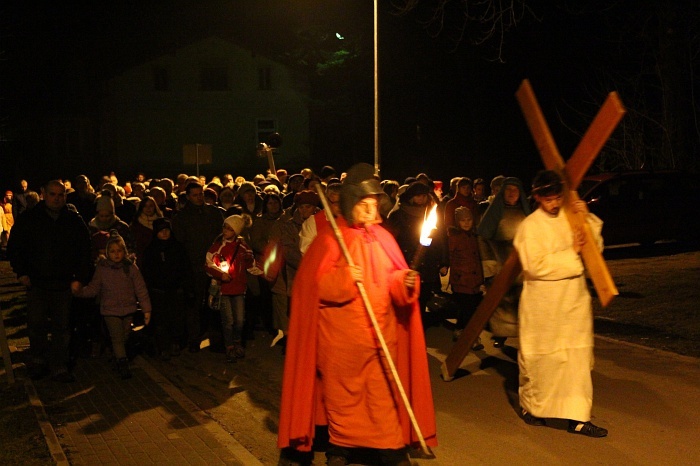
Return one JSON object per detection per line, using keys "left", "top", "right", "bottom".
{"left": 419, "top": 205, "right": 438, "bottom": 247}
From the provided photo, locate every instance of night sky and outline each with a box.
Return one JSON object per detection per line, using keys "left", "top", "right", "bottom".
{"left": 2, "top": 0, "right": 698, "bottom": 189}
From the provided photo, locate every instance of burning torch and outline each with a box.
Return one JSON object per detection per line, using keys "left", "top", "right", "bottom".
{"left": 410, "top": 204, "right": 438, "bottom": 270}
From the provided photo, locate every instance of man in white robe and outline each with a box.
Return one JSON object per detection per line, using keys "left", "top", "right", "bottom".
{"left": 513, "top": 170, "right": 608, "bottom": 438}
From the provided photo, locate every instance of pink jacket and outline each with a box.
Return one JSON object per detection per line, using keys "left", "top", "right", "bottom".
{"left": 77, "top": 259, "right": 152, "bottom": 317}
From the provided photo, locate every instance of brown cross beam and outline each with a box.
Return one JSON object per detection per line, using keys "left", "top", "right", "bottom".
{"left": 441, "top": 79, "right": 626, "bottom": 381}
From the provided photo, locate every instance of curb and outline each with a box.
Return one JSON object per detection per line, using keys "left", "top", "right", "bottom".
{"left": 133, "top": 355, "right": 264, "bottom": 465}
{"left": 23, "top": 376, "right": 70, "bottom": 466}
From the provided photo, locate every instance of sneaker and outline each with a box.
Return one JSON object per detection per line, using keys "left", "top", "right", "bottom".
{"left": 234, "top": 344, "right": 245, "bottom": 359}
{"left": 51, "top": 371, "right": 76, "bottom": 383}
{"left": 568, "top": 421, "right": 608, "bottom": 437}
{"left": 522, "top": 409, "right": 546, "bottom": 426}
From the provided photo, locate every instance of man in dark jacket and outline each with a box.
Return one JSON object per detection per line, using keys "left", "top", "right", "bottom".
{"left": 171, "top": 182, "right": 225, "bottom": 352}
{"left": 384, "top": 182, "right": 449, "bottom": 328}
{"left": 7, "top": 180, "right": 92, "bottom": 382}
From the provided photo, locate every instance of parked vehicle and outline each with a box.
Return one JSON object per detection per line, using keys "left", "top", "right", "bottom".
{"left": 577, "top": 170, "right": 700, "bottom": 246}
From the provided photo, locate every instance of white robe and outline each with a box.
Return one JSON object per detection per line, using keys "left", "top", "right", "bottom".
{"left": 513, "top": 207, "right": 603, "bottom": 421}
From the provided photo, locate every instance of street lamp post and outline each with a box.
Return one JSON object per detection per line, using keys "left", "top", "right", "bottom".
{"left": 374, "top": 0, "right": 380, "bottom": 177}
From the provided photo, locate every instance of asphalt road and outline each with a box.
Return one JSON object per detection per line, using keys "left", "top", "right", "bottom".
{"left": 144, "top": 323, "right": 700, "bottom": 465}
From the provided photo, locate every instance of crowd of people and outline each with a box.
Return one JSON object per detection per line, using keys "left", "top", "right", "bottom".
{"left": 3, "top": 163, "right": 608, "bottom": 466}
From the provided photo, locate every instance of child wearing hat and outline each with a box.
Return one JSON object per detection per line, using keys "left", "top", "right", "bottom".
{"left": 205, "top": 214, "right": 255, "bottom": 362}
{"left": 74, "top": 230, "right": 152, "bottom": 379}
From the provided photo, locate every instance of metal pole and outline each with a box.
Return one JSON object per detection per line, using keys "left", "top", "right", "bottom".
{"left": 374, "top": 0, "right": 380, "bottom": 177}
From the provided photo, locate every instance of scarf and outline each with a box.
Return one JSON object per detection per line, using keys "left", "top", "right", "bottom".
{"left": 138, "top": 213, "right": 159, "bottom": 230}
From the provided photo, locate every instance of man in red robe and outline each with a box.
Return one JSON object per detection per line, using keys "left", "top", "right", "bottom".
{"left": 277, "top": 163, "right": 437, "bottom": 466}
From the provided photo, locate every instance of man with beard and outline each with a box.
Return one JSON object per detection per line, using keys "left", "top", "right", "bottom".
{"left": 513, "top": 170, "right": 608, "bottom": 438}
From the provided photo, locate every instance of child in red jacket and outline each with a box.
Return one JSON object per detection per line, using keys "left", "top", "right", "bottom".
{"left": 205, "top": 214, "right": 254, "bottom": 362}
{"left": 448, "top": 207, "right": 485, "bottom": 346}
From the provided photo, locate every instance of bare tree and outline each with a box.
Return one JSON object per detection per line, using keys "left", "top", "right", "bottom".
{"left": 391, "top": 0, "right": 540, "bottom": 61}
{"left": 558, "top": 0, "right": 700, "bottom": 172}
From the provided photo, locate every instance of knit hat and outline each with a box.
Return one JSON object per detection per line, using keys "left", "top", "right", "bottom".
{"left": 105, "top": 229, "right": 127, "bottom": 254}
{"left": 399, "top": 181, "right": 431, "bottom": 204}
{"left": 153, "top": 218, "right": 171, "bottom": 236}
{"left": 294, "top": 190, "right": 320, "bottom": 207}
{"left": 454, "top": 206, "right": 474, "bottom": 222}
{"left": 224, "top": 214, "right": 252, "bottom": 235}
{"left": 95, "top": 194, "right": 115, "bottom": 213}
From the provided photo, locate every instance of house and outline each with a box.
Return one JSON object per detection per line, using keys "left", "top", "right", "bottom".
{"left": 100, "top": 36, "right": 310, "bottom": 179}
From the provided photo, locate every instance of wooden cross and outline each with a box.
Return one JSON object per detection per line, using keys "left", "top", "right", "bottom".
{"left": 441, "top": 79, "right": 626, "bottom": 381}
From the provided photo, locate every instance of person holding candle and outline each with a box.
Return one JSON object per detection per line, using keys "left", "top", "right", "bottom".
{"left": 205, "top": 214, "right": 255, "bottom": 362}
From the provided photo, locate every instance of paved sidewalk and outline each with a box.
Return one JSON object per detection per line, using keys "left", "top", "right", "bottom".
{"left": 28, "top": 354, "right": 262, "bottom": 465}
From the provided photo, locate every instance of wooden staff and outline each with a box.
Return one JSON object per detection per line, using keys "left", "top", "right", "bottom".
{"left": 314, "top": 184, "right": 434, "bottom": 458}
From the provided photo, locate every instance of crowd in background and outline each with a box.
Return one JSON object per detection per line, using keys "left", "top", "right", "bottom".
{"left": 3, "top": 166, "right": 530, "bottom": 380}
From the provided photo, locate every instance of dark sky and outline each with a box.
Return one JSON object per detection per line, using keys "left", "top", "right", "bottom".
{"left": 3, "top": 1, "right": 692, "bottom": 188}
